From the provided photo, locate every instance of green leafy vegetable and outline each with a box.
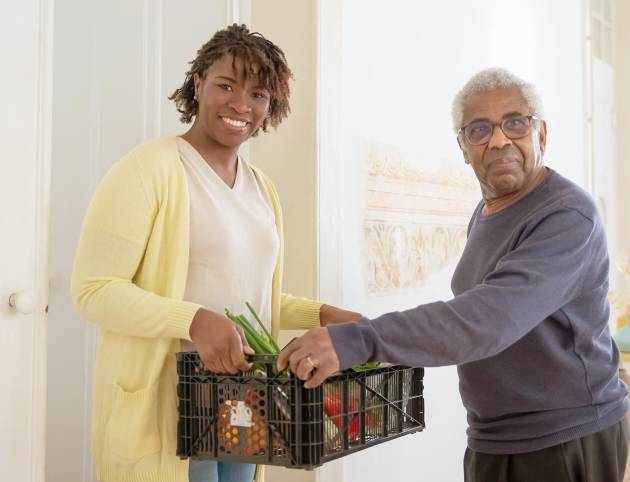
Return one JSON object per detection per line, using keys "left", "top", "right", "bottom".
{"left": 226, "top": 303, "right": 382, "bottom": 374}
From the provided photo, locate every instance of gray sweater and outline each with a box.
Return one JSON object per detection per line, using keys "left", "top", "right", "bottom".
{"left": 328, "top": 169, "right": 628, "bottom": 454}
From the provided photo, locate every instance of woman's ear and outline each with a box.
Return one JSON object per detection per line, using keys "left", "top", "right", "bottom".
{"left": 193, "top": 73, "right": 201, "bottom": 100}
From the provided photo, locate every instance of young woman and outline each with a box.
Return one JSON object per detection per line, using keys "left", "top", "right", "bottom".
{"left": 71, "top": 24, "right": 359, "bottom": 482}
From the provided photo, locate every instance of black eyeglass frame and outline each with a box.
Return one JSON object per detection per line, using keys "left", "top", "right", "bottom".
{"left": 457, "top": 115, "right": 542, "bottom": 146}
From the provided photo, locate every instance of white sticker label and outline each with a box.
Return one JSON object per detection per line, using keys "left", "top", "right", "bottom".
{"left": 229, "top": 401, "right": 253, "bottom": 428}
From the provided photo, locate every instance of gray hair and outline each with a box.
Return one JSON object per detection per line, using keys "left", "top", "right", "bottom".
{"left": 451, "top": 67, "right": 544, "bottom": 133}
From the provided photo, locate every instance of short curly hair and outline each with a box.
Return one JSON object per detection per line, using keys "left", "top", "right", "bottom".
{"left": 169, "top": 24, "right": 292, "bottom": 136}
{"left": 451, "top": 67, "right": 544, "bottom": 134}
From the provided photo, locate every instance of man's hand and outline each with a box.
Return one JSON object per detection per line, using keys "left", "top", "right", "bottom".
{"left": 277, "top": 326, "right": 340, "bottom": 388}
{"left": 189, "top": 308, "right": 254, "bottom": 374}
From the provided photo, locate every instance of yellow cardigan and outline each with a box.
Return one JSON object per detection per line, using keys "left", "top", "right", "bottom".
{"left": 71, "top": 136, "right": 322, "bottom": 482}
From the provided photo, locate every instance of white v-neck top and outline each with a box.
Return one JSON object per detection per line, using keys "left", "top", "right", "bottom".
{"left": 177, "top": 137, "right": 279, "bottom": 350}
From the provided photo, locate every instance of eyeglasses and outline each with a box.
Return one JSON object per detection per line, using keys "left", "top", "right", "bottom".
{"left": 458, "top": 115, "right": 541, "bottom": 146}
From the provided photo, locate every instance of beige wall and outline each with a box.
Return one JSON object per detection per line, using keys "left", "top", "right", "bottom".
{"left": 250, "top": 0, "right": 318, "bottom": 303}
{"left": 616, "top": 0, "right": 630, "bottom": 259}
{"left": 248, "top": 7, "right": 350, "bottom": 481}
{"left": 249, "top": 2, "right": 319, "bottom": 480}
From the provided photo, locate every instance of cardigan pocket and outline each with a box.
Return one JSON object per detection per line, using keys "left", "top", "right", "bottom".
{"left": 107, "top": 383, "right": 162, "bottom": 459}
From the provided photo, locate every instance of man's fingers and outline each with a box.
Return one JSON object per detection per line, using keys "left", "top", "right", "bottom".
{"left": 278, "top": 338, "right": 302, "bottom": 370}
{"left": 304, "top": 362, "right": 334, "bottom": 389}
{"left": 277, "top": 352, "right": 289, "bottom": 371}
{"left": 279, "top": 329, "right": 340, "bottom": 387}
{"left": 295, "top": 356, "right": 317, "bottom": 381}
{"left": 288, "top": 347, "right": 312, "bottom": 375}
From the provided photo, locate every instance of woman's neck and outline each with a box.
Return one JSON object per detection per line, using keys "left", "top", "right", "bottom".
{"left": 181, "top": 127, "right": 238, "bottom": 171}
{"left": 181, "top": 127, "right": 240, "bottom": 187}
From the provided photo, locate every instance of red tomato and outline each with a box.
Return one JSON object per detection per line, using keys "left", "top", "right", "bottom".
{"left": 323, "top": 394, "right": 369, "bottom": 440}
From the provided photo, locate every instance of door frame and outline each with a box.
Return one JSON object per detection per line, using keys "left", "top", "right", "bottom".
{"left": 32, "top": 0, "right": 54, "bottom": 479}
{"left": 3, "top": 0, "right": 54, "bottom": 480}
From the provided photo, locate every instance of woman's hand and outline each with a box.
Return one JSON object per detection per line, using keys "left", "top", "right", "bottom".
{"left": 319, "top": 304, "right": 363, "bottom": 326}
{"left": 189, "top": 308, "right": 254, "bottom": 374}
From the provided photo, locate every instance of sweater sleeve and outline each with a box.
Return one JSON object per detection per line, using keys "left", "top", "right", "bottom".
{"left": 328, "top": 208, "right": 599, "bottom": 369}
{"left": 279, "top": 293, "right": 322, "bottom": 330}
{"left": 70, "top": 154, "right": 201, "bottom": 340}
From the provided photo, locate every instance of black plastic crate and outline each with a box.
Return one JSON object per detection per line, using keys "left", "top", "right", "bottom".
{"left": 176, "top": 352, "right": 424, "bottom": 469}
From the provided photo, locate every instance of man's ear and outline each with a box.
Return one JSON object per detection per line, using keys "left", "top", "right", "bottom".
{"left": 538, "top": 120, "right": 548, "bottom": 155}
{"left": 457, "top": 135, "right": 470, "bottom": 164}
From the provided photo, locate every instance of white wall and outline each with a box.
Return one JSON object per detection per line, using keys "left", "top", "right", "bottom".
{"left": 319, "top": 1, "right": 586, "bottom": 481}
{"left": 615, "top": 0, "right": 630, "bottom": 310}
{"left": 338, "top": 0, "right": 586, "bottom": 189}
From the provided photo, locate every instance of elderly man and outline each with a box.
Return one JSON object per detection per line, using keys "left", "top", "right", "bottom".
{"left": 278, "top": 68, "right": 629, "bottom": 481}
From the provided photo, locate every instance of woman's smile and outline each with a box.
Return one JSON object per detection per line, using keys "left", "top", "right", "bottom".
{"left": 220, "top": 115, "right": 249, "bottom": 131}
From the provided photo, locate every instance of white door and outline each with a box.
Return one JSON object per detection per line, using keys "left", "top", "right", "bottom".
{"left": 46, "top": 1, "right": 249, "bottom": 481}
{"left": 0, "top": 1, "right": 52, "bottom": 482}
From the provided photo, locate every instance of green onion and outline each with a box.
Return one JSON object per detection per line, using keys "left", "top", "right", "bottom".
{"left": 239, "top": 314, "right": 275, "bottom": 353}
{"left": 225, "top": 308, "right": 277, "bottom": 354}
{"left": 246, "top": 301, "right": 281, "bottom": 353}
{"left": 227, "top": 304, "right": 381, "bottom": 375}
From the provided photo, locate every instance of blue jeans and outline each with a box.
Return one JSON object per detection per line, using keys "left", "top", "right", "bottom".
{"left": 188, "top": 459, "right": 256, "bottom": 482}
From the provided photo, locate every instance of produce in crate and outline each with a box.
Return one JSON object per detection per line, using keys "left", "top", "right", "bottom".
{"left": 225, "top": 303, "right": 279, "bottom": 355}
{"left": 323, "top": 392, "right": 369, "bottom": 441}
{"left": 176, "top": 304, "right": 422, "bottom": 468}
{"left": 225, "top": 303, "right": 381, "bottom": 373}
{"left": 216, "top": 393, "right": 268, "bottom": 457}
{"left": 221, "top": 303, "right": 383, "bottom": 451}
{"left": 220, "top": 304, "right": 284, "bottom": 456}
{"left": 176, "top": 352, "right": 425, "bottom": 469}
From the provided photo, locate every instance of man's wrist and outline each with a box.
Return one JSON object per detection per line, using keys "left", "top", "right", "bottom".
{"left": 327, "top": 319, "right": 372, "bottom": 369}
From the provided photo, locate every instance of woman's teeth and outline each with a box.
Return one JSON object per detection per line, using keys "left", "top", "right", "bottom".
{"left": 222, "top": 117, "right": 247, "bottom": 128}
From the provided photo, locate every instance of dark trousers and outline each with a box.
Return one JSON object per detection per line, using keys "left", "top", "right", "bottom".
{"left": 464, "top": 419, "right": 629, "bottom": 482}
